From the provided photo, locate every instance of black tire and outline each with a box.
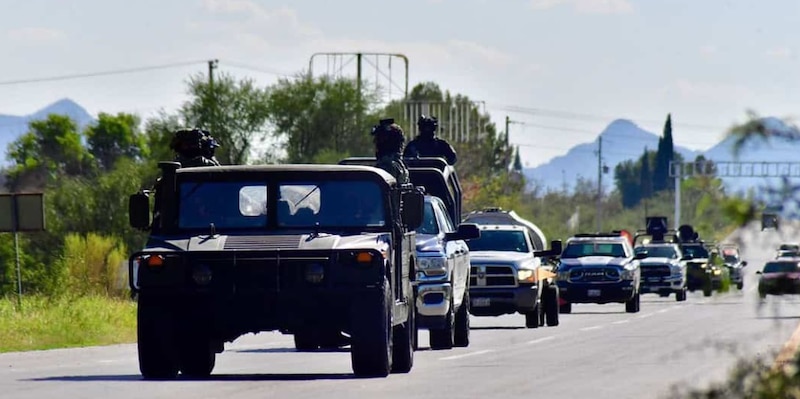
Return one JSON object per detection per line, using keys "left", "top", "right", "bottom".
{"left": 703, "top": 286, "right": 712, "bottom": 297}
{"left": 179, "top": 337, "right": 215, "bottom": 378}
{"left": 544, "top": 285, "right": 559, "bottom": 326}
{"left": 137, "top": 295, "right": 179, "bottom": 380}
{"left": 454, "top": 291, "right": 470, "bottom": 347}
{"left": 737, "top": 282, "right": 744, "bottom": 290}
{"left": 525, "top": 303, "right": 541, "bottom": 328}
{"left": 430, "top": 297, "right": 455, "bottom": 350}
{"left": 625, "top": 293, "right": 640, "bottom": 313}
{"left": 559, "top": 302, "right": 572, "bottom": 314}
{"left": 351, "top": 278, "right": 393, "bottom": 377}
{"left": 294, "top": 332, "right": 318, "bottom": 352}
{"left": 676, "top": 288, "right": 687, "bottom": 302}
{"left": 391, "top": 300, "right": 414, "bottom": 373}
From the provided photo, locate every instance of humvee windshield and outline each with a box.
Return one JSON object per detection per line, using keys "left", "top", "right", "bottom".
{"left": 637, "top": 245, "right": 678, "bottom": 259}
{"left": 681, "top": 244, "right": 709, "bottom": 259}
{"left": 179, "top": 182, "right": 268, "bottom": 229}
{"left": 278, "top": 180, "right": 385, "bottom": 227}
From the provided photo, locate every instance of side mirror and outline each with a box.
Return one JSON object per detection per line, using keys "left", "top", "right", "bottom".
{"left": 634, "top": 252, "right": 648, "bottom": 260}
{"left": 445, "top": 223, "right": 480, "bottom": 241}
{"left": 129, "top": 192, "right": 151, "bottom": 230}
{"left": 741, "top": 261, "right": 748, "bottom": 267}
{"left": 402, "top": 190, "right": 424, "bottom": 230}
{"left": 756, "top": 270, "right": 762, "bottom": 275}
{"left": 535, "top": 240, "right": 563, "bottom": 258}
{"left": 681, "top": 255, "right": 693, "bottom": 261}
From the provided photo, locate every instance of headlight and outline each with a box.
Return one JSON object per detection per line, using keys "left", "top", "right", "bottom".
{"left": 557, "top": 271, "right": 570, "bottom": 281}
{"left": 713, "top": 269, "right": 722, "bottom": 276}
{"left": 620, "top": 268, "right": 636, "bottom": 280}
{"left": 418, "top": 257, "right": 447, "bottom": 276}
{"left": 517, "top": 269, "right": 536, "bottom": 283}
{"left": 670, "top": 267, "right": 683, "bottom": 275}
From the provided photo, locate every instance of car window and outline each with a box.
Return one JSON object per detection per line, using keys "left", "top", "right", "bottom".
{"left": 764, "top": 262, "right": 800, "bottom": 273}
{"left": 417, "top": 202, "right": 439, "bottom": 235}
{"left": 178, "top": 182, "right": 268, "bottom": 229}
{"left": 640, "top": 246, "right": 678, "bottom": 259}
{"left": 436, "top": 201, "right": 455, "bottom": 233}
{"left": 562, "top": 242, "right": 626, "bottom": 258}
{"left": 467, "top": 230, "right": 529, "bottom": 253}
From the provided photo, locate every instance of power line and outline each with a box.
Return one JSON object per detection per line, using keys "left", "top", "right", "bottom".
{"left": 221, "top": 61, "right": 295, "bottom": 77}
{"left": 0, "top": 60, "right": 208, "bottom": 86}
{"left": 492, "top": 104, "right": 729, "bottom": 131}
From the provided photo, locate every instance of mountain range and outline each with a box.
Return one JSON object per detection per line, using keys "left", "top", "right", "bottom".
{"left": 523, "top": 118, "right": 800, "bottom": 197}
{"left": 0, "top": 98, "right": 94, "bottom": 166}
{"left": 2, "top": 99, "right": 799, "bottom": 199}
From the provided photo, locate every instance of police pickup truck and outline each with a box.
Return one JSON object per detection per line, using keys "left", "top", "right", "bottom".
{"left": 556, "top": 232, "right": 644, "bottom": 313}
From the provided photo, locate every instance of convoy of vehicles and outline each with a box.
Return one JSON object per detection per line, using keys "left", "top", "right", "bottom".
{"left": 127, "top": 154, "right": 761, "bottom": 380}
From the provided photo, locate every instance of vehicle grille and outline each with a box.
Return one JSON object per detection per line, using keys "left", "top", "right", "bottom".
{"left": 470, "top": 265, "right": 518, "bottom": 288}
{"left": 641, "top": 265, "right": 671, "bottom": 278}
{"left": 568, "top": 267, "right": 621, "bottom": 283}
{"left": 224, "top": 235, "right": 302, "bottom": 250}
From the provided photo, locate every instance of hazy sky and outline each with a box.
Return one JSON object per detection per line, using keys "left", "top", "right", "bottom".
{"left": 2, "top": 0, "right": 799, "bottom": 167}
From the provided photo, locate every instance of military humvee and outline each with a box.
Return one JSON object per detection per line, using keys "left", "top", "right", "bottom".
{"left": 128, "top": 162, "right": 423, "bottom": 379}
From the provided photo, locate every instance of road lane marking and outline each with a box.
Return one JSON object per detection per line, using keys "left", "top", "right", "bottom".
{"left": 774, "top": 320, "right": 800, "bottom": 371}
{"left": 580, "top": 325, "right": 603, "bottom": 332}
{"left": 440, "top": 349, "right": 493, "bottom": 361}
{"left": 636, "top": 313, "right": 655, "bottom": 319}
{"left": 611, "top": 319, "right": 630, "bottom": 325}
{"left": 526, "top": 336, "right": 556, "bottom": 345}
{"left": 657, "top": 309, "right": 670, "bottom": 314}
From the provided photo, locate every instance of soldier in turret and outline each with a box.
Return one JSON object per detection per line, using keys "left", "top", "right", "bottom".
{"left": 169, "top": 128, "right": 221, "bottom": 167}
{"left": 372, "top": 118, "right": 410, "bottom": 185}
{"left": 403, "top": 115, "right": 457, "bottom": 165}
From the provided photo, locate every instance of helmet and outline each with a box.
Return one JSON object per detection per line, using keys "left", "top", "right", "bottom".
{"left": 371, "top": 118, "right": 405, "bottom": 153}
{"left": 417, "top": 115, "right": 438, "bottom": 136}
{"left": 170, "top": 128, "right": 220, "bottom": 161}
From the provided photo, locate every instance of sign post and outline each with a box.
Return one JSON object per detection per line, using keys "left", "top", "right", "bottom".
{"left": 0, "top": 193, "right": 45, "bottom": 309}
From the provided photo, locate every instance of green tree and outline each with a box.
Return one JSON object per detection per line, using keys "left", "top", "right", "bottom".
{"left": 653, "top": 113, "right": 674, "bottom": 192}
{"left": 85, "top": 112, "right": 149, "bottom": 171}
{"left": 6, "top": 115, "right": 93, "bottom": 189}
{"left": 182, "top": 72, "right": 271, "bottom": 164}
{"left": 640, "top": 147, "right": 653, "bottom": 200}
{"left": 614, "top": 159, "right": 641, "bottom": 208}
{"left": 266, "top": 74, "right": 378, "bottom": 163}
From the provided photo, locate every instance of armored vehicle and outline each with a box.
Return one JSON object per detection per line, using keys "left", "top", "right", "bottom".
{"left": 128, "top": 162, "right": 423, "bottom": 379}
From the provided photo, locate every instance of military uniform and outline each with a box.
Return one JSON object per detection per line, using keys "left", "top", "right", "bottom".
{"left": 176, "top": 155, "right": 220, "bottom": 168}
{"left": 375, "top": 153, "right": 410, "bottom": 185}
{"left": 404, "top": 115, "right": 457, "bottom": 165}
{"left": 403, "top": 137, "right": 457, "bottom": 165}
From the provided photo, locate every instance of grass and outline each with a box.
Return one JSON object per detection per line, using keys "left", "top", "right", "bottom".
{"left": 0, "top": 294, "right": 137, "bottom": 353}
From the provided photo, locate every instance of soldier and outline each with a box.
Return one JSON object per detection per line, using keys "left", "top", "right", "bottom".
{"left": 372, "top": 118, "right": 410, "bottom": 185}
{"left": 403, "top": 115, "right": 457, "bottom": 165}
{"left": 169, "top": 128, "right": 221, "bottom": 167}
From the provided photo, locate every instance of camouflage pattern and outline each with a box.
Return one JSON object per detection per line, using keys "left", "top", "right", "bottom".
{"left": 375, "top": 153, "right": 410, "bottom": 185}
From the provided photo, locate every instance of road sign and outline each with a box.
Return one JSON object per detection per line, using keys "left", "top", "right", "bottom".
{"left": 0, "top": 192, "right": 45, "bottom": 310}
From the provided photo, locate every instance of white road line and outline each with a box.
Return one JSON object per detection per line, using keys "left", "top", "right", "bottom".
{"left": 439, "top": 349, "right": 493, "bottom": 361}
{"left": 636, "top": 313, "right": 655, "bottom": 319}
{"left": 611, "top": 319, "right": 630, "bottom": 325}
{"left": 526, "top": 336, "right": 556, "bottom": 345}
{"left": 580, "top": 325, "right": 604, "bottom": 332}
{"left": 657, "top": 308, "right": 670, "bottom": 314}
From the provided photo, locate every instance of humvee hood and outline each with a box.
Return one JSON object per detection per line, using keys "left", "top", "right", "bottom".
{"left": 144, "top": 232, "right": 390, "bottom": 252}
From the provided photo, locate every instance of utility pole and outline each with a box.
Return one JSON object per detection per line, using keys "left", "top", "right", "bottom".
{"left": 596, "top": 136, "right": 603, "bottom": 232}
{"left": 208, "top": 59, "right": 218, "bottom": 87}
{"left": 207, "top": 59, "right": 218, "bottom": 152}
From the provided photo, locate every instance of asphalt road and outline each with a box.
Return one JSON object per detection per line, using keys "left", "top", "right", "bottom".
{"left": 3, "top": 222, "right": 800, "bottom": 399}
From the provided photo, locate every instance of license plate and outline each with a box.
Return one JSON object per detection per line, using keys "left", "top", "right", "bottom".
{"left": 587, "top": 289, "right": 601, "bottom": 297}
{"left": 472, "top": 297, "right": 491, "bottom": 307}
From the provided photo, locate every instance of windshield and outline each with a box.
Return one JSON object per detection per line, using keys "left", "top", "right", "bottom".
{"left": 178, "top": 182, "right": 268, "bottom": 229}
{"left": 562, "top": 242, "right": 626, "bottom": 258}
{"left": 466, "top": 230, "right": 529, "bottom": 253}
{"left": 723, "top": 255, "right": 740, "bottom": 264}
{"left": 277, "top": 180, "right": 385, "bottom": 227}
{"left": 639, "top": 246, "right": 677, "bottom": 259}
{"left": 764, "top": 262, "right": 800, "bottom": 273}
{"left": 417, "top": 202, "right": 439, "bottom": 235}
{"left": 681, "top": 245, "right": 709, "bottom": 259}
